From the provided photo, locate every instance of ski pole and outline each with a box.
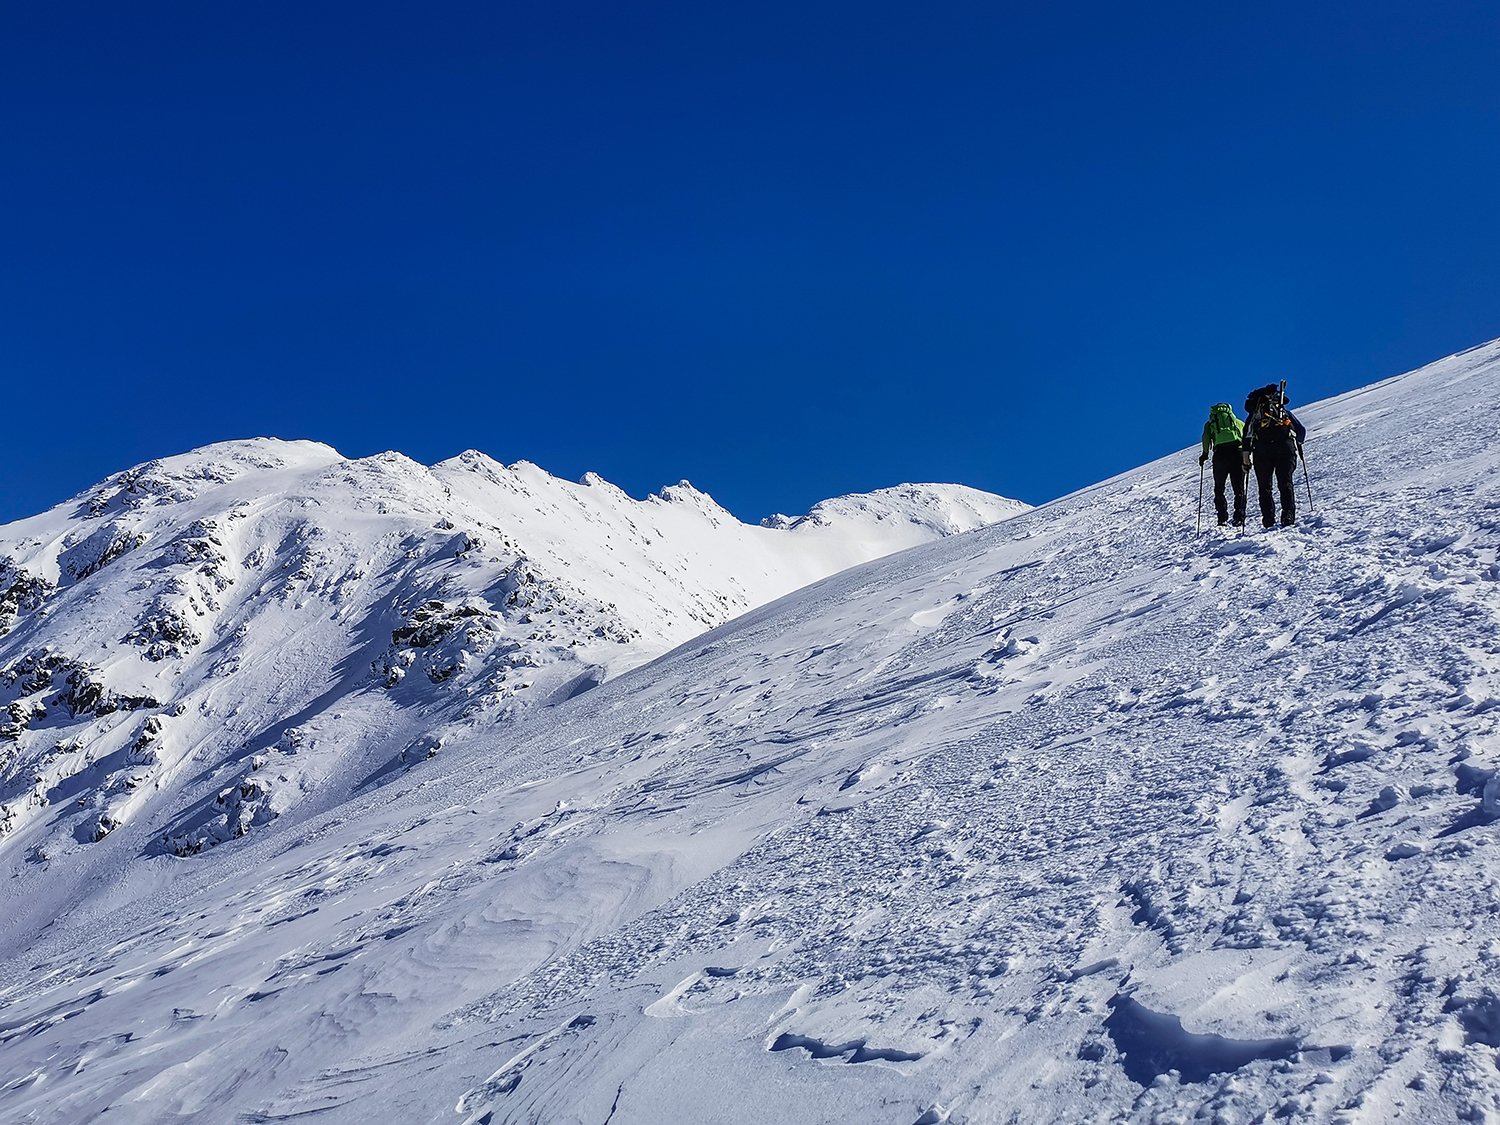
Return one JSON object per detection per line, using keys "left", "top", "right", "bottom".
{"left": 1240, "top": 455, "right": 1249, "bottom": 537}
{"left": 1197, "top": 458, "right": 1205, "bottom": 533}
{"left": 1299, "top": 444, "right": 1314, "bottom": 514}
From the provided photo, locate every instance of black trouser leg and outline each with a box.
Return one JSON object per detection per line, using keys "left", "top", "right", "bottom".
{"left": 1212, "top": 447, "right": 1246, "bottom": 524}
{"left": 1255, "top": 459, "right": 1276, "bottom": 526}
{"left": 1254, "top": 446, "right": 1296, "bottom": 526}
{"left": 1275, "top": 455, "right": 1297, "bottom": 524}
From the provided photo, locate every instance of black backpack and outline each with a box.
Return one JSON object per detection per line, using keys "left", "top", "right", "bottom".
{"left": 1245, "top": 383, "right": 1293, "bottom": 437}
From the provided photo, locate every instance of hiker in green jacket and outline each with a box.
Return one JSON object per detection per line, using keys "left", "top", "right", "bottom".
{"left": 1199, "top": 402, "right": 1247, "bottom": 527}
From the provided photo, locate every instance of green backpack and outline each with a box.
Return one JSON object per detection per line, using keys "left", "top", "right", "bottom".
{"left": 1207, "top": 403, "right": 1243, "bottom": 447}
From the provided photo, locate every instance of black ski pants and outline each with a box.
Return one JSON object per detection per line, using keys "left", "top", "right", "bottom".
{"left": 1211, "top": 446, "right": 1246, "bottom": 524}
{"left": 1253, "top": 441, "right": 1298, "bottom": 526}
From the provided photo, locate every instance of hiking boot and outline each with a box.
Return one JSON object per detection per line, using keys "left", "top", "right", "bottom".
{"left": 1217, "top": 517, "right": 1228, "bottom": 526}
{"left": 1282, "top": 516, "right": 1296, "bottom": 527}
{"left": 1263, "top": 518, "right": 1275, "bottom": 529}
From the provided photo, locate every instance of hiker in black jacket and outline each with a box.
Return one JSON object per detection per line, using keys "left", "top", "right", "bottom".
{"left": 1243, "top": 384, "right": 1307, "bottom": 528}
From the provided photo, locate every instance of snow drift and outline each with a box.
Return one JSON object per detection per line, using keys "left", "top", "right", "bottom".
{"left": 3, "top": 339, "right": 1500, "bottom": 1124}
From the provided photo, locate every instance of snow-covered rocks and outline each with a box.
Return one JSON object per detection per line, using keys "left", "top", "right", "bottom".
{"left": 57, "top": 520, "right": 146, "bottom": 581}
{"left": 0, "top": 561, "right": 50, "bottom": 637}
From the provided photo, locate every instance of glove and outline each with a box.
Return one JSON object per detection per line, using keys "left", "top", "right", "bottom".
{"left": 1241, "top": 451, "right": 1253, "bottom": 468}
{"left": 1198, "top": 452, "right": 1208, "bottom": 466}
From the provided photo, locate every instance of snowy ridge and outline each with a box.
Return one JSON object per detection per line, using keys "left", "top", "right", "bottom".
{"left": 3, "top": 339, "right": 1500, "bottom": 1122}
{"left": 0, "top": 449, "right": 1023, "bottom": 858}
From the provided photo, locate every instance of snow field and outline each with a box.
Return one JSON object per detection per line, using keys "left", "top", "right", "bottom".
{"left": 1, "top": 341, "right": 1500, "bottom": 1122}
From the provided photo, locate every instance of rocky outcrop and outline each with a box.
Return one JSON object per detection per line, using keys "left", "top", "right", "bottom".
{"left": 0, "top": 562, "right": 50, "bottom": 638}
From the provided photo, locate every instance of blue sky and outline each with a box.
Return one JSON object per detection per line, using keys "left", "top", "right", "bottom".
{"left": 2, "top": 1, "right": 1497, "bottom": 524}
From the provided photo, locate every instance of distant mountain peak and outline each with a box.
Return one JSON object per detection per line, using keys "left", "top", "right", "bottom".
{"left": 0, "top": 446, "right": 1026, "bottom": 860}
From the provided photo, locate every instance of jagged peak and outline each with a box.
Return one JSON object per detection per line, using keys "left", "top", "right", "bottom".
{"left": 653, "top": 479, "right": 705, "bottom": 502}
{"left": 338, "top": 449, "right": 432, "bottom": 477}
{"left": 648, "top": 480, "right": 738, "bottom": 522}
{"left": 578, "top": 471, "right": 631, "bottom": 499}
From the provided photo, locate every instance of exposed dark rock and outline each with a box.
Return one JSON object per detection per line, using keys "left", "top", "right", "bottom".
{"left": 0, "top": 562, "right": 52, "bottom": 637}
{"left": 125, "top": 606, "right": 203, "bottom": 661}
{"left": 60, "top": 522, "right": 147, "bottom": 582}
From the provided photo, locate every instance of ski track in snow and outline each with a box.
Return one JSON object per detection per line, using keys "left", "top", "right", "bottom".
{"left": 3, "top": 342, "right": 1500, "bottom": 1122}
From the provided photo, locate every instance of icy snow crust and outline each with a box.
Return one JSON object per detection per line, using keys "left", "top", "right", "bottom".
{"left": 1, "top": 341, "right": 1500, "bottom": 1123}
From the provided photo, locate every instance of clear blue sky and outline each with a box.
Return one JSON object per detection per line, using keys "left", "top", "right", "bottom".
{"left": 3, "top": 1, "right": 1497, "bottom": 524}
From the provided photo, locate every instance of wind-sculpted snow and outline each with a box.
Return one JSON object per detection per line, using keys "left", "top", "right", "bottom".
{"left": 3, "top": 341, "right": 1500, "bottom": 1123}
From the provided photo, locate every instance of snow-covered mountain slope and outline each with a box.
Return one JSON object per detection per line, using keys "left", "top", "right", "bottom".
{"left": 4, "top": 338, "right": 1500, "bottom": 1124}
{"left": 0, "top": 447, "right": 1024, "bottom": 862}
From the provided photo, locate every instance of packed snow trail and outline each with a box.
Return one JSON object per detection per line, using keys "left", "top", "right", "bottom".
{"left": 2, "top": 341, "right": 1500, "bottom": 1123}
